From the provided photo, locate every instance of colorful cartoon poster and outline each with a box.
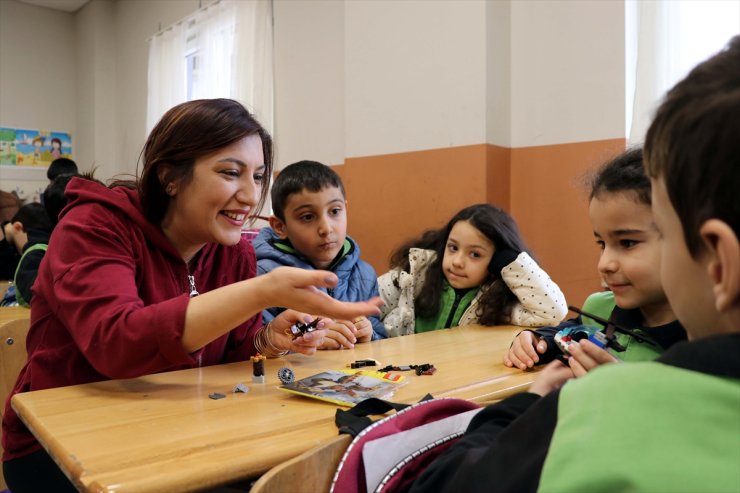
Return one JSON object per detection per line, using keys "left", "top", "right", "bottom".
{"left": 0, "top": 127, "right": 72, "bottom": 167}
{"left": 0, "top": 128, "right": 17, "bottom": 166}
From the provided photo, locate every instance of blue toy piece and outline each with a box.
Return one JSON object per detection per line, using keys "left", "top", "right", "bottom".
{"left": 554, "top": 325, "right": 609, "bottom": 356}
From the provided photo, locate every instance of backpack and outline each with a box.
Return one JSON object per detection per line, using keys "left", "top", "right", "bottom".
{"left": 330, "top": 397, "right": 482, "bottom": 493}
{"left": 14, "top": 243, "right": 48, "bottom": 307}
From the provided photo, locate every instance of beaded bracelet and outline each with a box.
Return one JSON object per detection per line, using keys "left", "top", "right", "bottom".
{"left": 254, "top": 322, "right": 289, "bottom": 357}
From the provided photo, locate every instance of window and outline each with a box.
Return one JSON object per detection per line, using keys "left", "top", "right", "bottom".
{"left": 626, "top": 0, "right": 740, "bottom": 143}
{"left": 147, "top": 0, "right": 273, "bottom": 133}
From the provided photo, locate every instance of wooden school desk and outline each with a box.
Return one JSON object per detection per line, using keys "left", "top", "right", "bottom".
{"left": 12, "top": 324, "right": 541, "bottom": 493}
{"left": 0, "top": 281, "right": 31, "bottom": 324}
{"left": 0, "top": 306, "right": 31, "bottom": 325}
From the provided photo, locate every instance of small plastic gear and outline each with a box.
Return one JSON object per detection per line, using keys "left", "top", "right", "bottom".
{"left": 277, "top": 367, "right": 295, "bottom": 384}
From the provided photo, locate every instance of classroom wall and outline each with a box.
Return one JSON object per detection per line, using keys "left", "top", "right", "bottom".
{"left": 0, "top": 0, "right": 626, "bottom": 307}
{"left": 274, "top": 0, "right": 626, "bottom": 307}
{"left": 112, "top": 0, "right": 201, "bottom": 179}
{"left": 0, "top": 0, "right": 78, "bottom": 200}
{"left": 75, "top": 0, "right": 117, "bottom": 182}
{"left": 0, "top": 0, "right": 198, "bottom": 196}
{"left": 273, "top": 0, "right": 345, "bottom": 168}
{"left": 507, "top": 0, "right": 626, "bottom": 305}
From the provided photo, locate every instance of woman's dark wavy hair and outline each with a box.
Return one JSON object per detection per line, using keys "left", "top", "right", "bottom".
{"left": 389, "top": 203, "right": 532, "bottom": 326}
{"left": 121, "top": 99, "right": 273, "bottom": 225}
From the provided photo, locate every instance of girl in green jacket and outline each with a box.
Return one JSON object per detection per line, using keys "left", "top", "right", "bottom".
{"left": 378, "top": 203, "right": 567, "bottom": 337}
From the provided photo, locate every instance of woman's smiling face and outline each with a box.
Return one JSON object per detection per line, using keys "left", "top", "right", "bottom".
{"left": 162, "top": 134, "right": 265, "bottom": 260}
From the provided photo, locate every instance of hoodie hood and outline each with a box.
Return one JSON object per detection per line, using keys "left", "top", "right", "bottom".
{"left": 252, "top": 226, "right": 359, "bottom": 272}
{"left": 62, "top": 177, "right": 181, "bottom": 260}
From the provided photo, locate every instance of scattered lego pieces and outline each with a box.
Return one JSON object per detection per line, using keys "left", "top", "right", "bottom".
{"left": 415, "top": 364, "right": 436, "bottom": 376}
{"left": 277, "top": 367, "right": 295, "bottom": 384}
{"left": 378, "top": 363, "right": 436, "bottom": 375}
{"left": 208, "top": 392, "right": 226, "bottom": 400}
{"left": 347, "top": 359, "right": 379, "bottom": 369}
{"left": 287, "top": 317, "right": 322, "bottom": 339}
{"left": 252, "top": 354, "right": 266, "bottom": 383}
{"left": 233, "top": 383, "right": 249, "bottom": 394}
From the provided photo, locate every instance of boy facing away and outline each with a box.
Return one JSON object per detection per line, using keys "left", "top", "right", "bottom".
{"left": 3, "top": 203, "right": 53, "bottom": 307}
{"left": 254, "top": 161, "right": 387, "bottom": 348}
{"left": 409, "top": 37, "right": 740, "bottom": 493}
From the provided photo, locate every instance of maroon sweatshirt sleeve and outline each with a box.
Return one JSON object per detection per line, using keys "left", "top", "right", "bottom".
{"left": 44, "top": 202, "right": 197, "bottom": 378}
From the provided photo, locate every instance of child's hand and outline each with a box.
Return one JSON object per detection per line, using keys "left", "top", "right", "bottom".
{"left": 504, "top": 331, "right": 548, "bottom": 370}
{"left": 352, "top": 316, "right": 373, "bottom": 343}
{"left": 528, "top": 360, "right": 575, "bottom": 396}
{"left": 320, "top": 317, "right": 373, "bottom": 349}
{"left": 320, "top": 320, "right": 359, "bottom": 350}
{"left": 490, "top": 248, "right": 520, "bottom": 274}
{"left": 567, "top": 339, "right": 619, "bottom": 377}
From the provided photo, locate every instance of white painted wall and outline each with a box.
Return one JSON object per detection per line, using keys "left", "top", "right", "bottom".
{"left": 509, "top": 0, "right": 625, "bottom": 147}
{"left": 75, "top": 0, "right": 117, "bottom": 180}
{"left": 486, "top": 0, "right": 511, "bottom": 147}
{"left": 344, "top": 0, "right": 487, "bottom": 158}
{"left": 1, "top": 0, "right": 627, "bottom": 196}
{"left": 273, "top": 0, "right": 345, "bottom": 168}
{"left": 0, "top": 0, "right": 77, "bottom": 200}
{"left": 0, "top": 0, "right": 199, "bottom": 198}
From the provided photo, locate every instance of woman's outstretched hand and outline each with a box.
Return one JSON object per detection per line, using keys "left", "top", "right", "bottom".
{"left": 259, "top": 267, "right": 383, "bottom": 320}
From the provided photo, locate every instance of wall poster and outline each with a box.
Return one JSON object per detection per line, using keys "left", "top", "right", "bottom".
{"left": 0, "top": 127, "right": 73, "bottom": 167}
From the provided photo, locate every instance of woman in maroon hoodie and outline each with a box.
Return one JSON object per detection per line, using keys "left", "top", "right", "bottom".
{"left": 2, "top": 99, "right": 382, "bottom": 492}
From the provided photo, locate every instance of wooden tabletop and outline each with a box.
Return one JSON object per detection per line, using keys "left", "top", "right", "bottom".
{"left": 0, "top": 281, "right": 31, "bottom": 324}
{"left": 12, "top": 325, "right": 540, "bottom": 493}
{"left": 0, "top": 306, "right": 31, "bottom": 325}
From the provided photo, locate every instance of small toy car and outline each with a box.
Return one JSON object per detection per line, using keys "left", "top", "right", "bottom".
{"left": 554, "top": 325, "right": 609, "bottom": 356}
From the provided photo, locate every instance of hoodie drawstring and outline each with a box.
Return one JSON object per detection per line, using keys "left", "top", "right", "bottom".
{"left": 188, "top": 275, "right": 199, "bottom": 298}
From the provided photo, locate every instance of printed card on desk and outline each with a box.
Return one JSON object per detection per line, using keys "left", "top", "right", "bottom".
{"left": 278, "top": 370, "right": 406, "bottom": 407}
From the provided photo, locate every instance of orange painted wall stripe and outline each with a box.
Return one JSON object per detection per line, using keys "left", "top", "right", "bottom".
{"left": 333, "top": 138, "right": 626, "bottom": 309}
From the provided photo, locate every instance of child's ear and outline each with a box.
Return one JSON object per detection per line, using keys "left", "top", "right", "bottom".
{"left": 700, "top": 219, "right": 740, "bottom": 312}
{"left": 269, "top": 215, "right": 289, "bottom": 240}
{"left": 11, "top": 221, "right": 24, "bottom": 234}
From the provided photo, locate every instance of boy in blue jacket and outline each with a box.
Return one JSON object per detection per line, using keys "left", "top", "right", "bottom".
{"left": 410, "top": 36, "right": 740, "bottom": 493}
{"left": 254, "top": 160, "right": 387, "bottom": 348}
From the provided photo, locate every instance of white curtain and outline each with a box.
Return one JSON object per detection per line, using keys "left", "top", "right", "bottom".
{"left": 627, "top": 0, "right": 740, "bottom": 145}
{"left": 146, "top": 22, "right": 187, "bottom": 132}
{"left": 146, "top": 0, "right": 274, "bottom": 133}
{"left": 233, "top": 0, "right": 274, "bottom": 135}
{"left": 190, "top": 1, "right": 236, "bottom": 102}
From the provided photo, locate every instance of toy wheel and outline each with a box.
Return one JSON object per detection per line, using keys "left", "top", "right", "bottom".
{"left": 277, "top": 367, "right": 295, "bottom": 384}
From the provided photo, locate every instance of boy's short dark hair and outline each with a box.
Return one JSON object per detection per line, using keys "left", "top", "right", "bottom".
{"left": 11, "top": 203, "right": 52, "bottom": 232}
{"left": 271, "top": 160, "right": 346, "bottom": 221}
{"left": 589, "top": 147, "right": 649, "bottom": 205}
{"left": 645, "top": 35, "right": 740, "bottom": 257}
{"left": 47, "top": 158, "right": 78, "bottom": 181}
{"left": 43, "top": 174, "right": 78, "bottom": 227}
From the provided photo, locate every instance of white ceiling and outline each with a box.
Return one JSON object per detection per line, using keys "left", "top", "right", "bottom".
{"left": 17, "top": 0, "right": 90, "bottom": 13}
